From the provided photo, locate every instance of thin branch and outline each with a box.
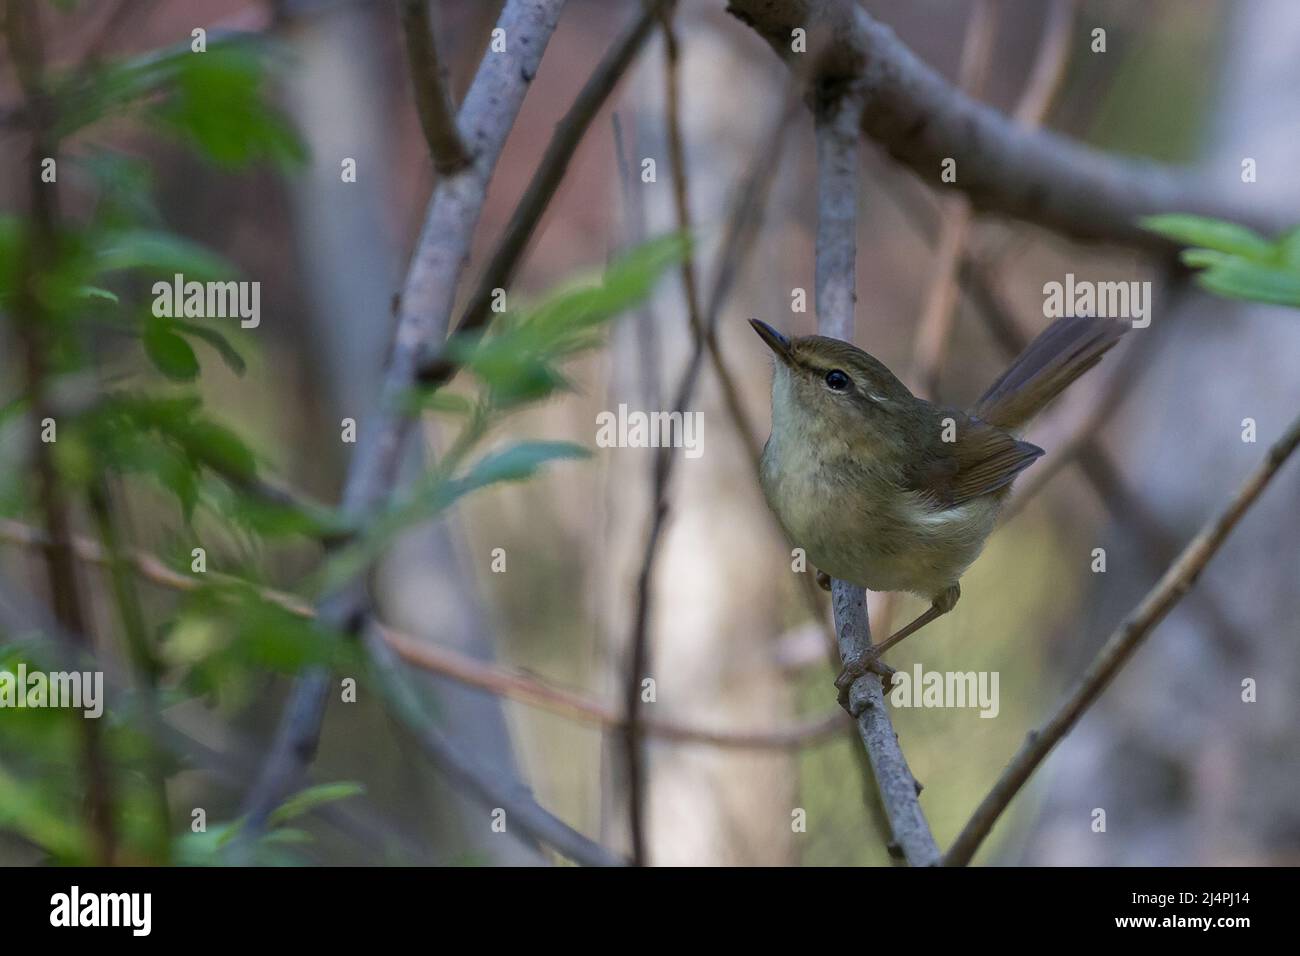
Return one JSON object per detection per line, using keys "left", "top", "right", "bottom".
{"left": 946, "top": 409, "right": 1300, "bottom": 866}
{"left": 1012, "top": 0, "right": 1076, "bottom": 128}
{"left": 382, "top": 626, "right": 845, "bottom": 748}
{"left": 724, "top": 0, "right": 1281, "bottom": 246}
{"left": 612, "top": 113, "right": 662, "bottom": 411}
{"left": 4, "top": 0, "right": 116, "bottom": 866}
{"left": 399, "top": 0, "right": 472, "bottom": 174}
{"left": 815, "top": 78, "right": 941, "bottom": 868}
{"left": 417, "top": 0, "right": 670, "bottom": 387}
{"left": 365, "top": 629, "right": 625, "bottom": 867}
{"left": 0, "top": 517, "right": 843, "bottom": 750}
{"left": 832, "top": 583, "right": 941, "bottom": 866}
{"left": 240, "top": 0, "right": 568, "bottom": 836}
{"left": 621, "top": 10, "right": 702, "bottom": 866}
{"left": 907, "top": 0, "right": 999, "bottom": 399}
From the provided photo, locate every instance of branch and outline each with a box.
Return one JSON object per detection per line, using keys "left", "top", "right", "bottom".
{"left": 240, "top": 0, "right": 568, "bottom": 835}
{"left": 417, "top": 0, "right": 669, "bottom": 387}
{"left": 945, "top": 410, "right": 1300, "bottom": 866}
{"left": 365, "top": 630, "right": 625, "bottom": 867}
{"left": 725, "top": 0, "right": 1281, "bottom": 246}
{"left": 832, "top": 583, "right": 941, "bottom": 866}
{"left": 398, "top": 0, "right": 472, "bottom": 174}
{"left": 621, "top": 10, "right": 702, "bottom": 866}
{"left": 906, "top": 0, "right": 1000, "bottom": 398}
{"left": 815, "top": 81, "right": 941, "bottom": 867}
{"left": 0, "top": 518, "right": 844, "bottom": 751}
{"left": 4, "top": 0, "right": 116, "bottom": 865}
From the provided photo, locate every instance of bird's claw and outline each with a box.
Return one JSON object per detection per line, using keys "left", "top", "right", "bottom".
{"left": 834, "top": 651, "right": 892, "bottom": 717}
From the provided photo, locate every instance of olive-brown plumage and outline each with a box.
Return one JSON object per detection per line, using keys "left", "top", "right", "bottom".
{"left": 751, "top": 314, "right": 1127, "bottom": 689}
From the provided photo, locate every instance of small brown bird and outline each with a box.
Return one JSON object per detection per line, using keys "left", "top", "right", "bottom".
{"left": 751, "top": 314, "right": 1127, "bottom": 699}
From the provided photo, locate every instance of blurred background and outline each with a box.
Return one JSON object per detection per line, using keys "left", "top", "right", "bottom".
{"left": 1, "top": 0, "right": 1298, "bottom": 866}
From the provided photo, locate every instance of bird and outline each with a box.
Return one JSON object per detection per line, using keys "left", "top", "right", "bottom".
{"left": 751, "top": 314, "right": 1127, "bottom": 703}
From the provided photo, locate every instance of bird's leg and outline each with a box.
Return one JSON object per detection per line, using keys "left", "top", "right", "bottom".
{"left": 835, "top": 584, "right": 960, "bottom": 712}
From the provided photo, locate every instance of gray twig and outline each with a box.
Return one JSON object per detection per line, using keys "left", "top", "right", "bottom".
{"left": 398, "top": 0, "right": 472, "bottom": 174}
{"left": 366, "top": 630, "right": 625, "bottom": 867}
{"left": 418, "top": 0, "right": 670, "bottom": 387}
{"left": 814, "top": 79, "right": 941, "bottom": 868}
{"left": 240, "top": 0, "right": 568, "bottom": 841}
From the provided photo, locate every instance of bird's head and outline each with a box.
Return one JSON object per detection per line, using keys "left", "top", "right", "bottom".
{"left": 749, "top": 318, "right": 915, "bottom": 443}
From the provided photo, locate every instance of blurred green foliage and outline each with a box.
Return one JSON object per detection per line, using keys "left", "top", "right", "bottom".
{"left": 0, "top": 15, "right": 681, "bottom": 866}
{"left": 1143, "top": 214, "right": 1300, "bottom": 307}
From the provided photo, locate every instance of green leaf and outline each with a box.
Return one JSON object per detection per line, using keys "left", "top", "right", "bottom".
{"left": 96, "top": 229, "right": 237, "bottom": 281}
{"left": 58, "top": 41, "right": 306, "bottom": 170}
{"left": 449, "top": 233, "right": 687, "bottom": 407}
{"left": 75, "top": 285, "right": 119, "bottom": 304}
{"left": 1193, "top": 257, "right": 1300, "bottom": 307}
{"left": 1140, "top": 214, "right": 1274, "bottom": 260}
{"left": 312, "top": 441, "right": 588, "bottom": 596}
{"left": 456, "top": 440, "right": 590, "bottom": 491}
{"left": 1276, "top": 227, "right": 1300, "bottom": 268}
{"left": 174, "top": 321, "right": 247, "bottom": 375}
{"left": 151, "top": 44, "right": 307, "bottom": 170}
{"left": 268, "top": 782, "right": 365, "bottom": 828}
{"left": 182, "top": 419, "right": 257, "bottom": 483}
{"left": 400, "top": 388, "right": 477, "bottom": 415}
{"left": 142, "top": 322, "right": 200, "bottom": 381}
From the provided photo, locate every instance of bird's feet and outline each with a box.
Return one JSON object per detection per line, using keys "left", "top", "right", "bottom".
{"left": 834, "top": 652, "right": 894, "bottom": 716}
{"left": 815, "top": 570, "right": 832, "bottom": 592}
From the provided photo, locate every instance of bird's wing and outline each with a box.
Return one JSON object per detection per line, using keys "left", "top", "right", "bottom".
{"left": 904, "top": 413, "right": 1043, "bottom": 508}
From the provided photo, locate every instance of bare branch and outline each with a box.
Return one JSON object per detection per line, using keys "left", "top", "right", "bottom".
{"left": 398, "top": 0, "right": 472, "bottom": 174}
{"left": 725, "top": 0, "right": 1281, "bottom": 246}
{"left": 382, "top": 625, "right": 846, "bottom": 748}
{"left": 365, "top": 630, "right": 625, "bottom": 867}
{"left": 945, "top": 410, "right": 1300, "bottom": 866}
{"left": 815, "top": 80, "right": 941, "bottom": 868}
{"left": 621, "top": 10, "right": 704, "bottom": 866}
{"left": 1011, "top": 0, "right": 1077, "bottom": 128}
{"left": 833, "top": 583, "right": 941, "bottom": 866}
{"left": 418, "top": 0, "right": 669, "bottom": 387}
{"left": 240, "top": 0, "right": 567, "bottom": 837}
{"left": 0, "top": 518, "right": 843, "bottom": 751}
{"left": 4, "top": 0, "right": 116, "bottom": 865}
{"left": 907, "top": 0, "right": 999, "bottom": 398}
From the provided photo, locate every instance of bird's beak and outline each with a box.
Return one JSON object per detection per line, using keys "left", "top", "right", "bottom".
{"left": 749, "top": 319, "right": 792, "bottom": 365}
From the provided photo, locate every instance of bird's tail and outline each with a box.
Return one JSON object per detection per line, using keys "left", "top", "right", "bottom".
{"left": 971, "top": 315, "right": 1128, "bottom": 431}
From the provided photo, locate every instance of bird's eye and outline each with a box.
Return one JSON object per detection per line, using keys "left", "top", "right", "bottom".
{"left": 824, "top": 369, "right": 851, "bottom": 392}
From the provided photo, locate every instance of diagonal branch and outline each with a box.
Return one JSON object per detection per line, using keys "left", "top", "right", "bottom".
{"left": 365, "top": 629, "right": 625, "bottom": 867}
{"left": 398, "top": 0, "right": 472, "bottom": 174}
{"left": 0, "top": 517, "right": 846, "bottom": 750}
{"left": 725, "top": 0, "right": 1281, "bottom": 246}
{"left": 945, "top": 410, "right": 1300, "bottom": 866}
{"left": 417, "top": 0, "right": 670, "bottom": 388}
{"left": 240, "top": 0, "right": 568, "bottom": 838}
{"left": 907, "top": 0, "right": 1000, "bottom": 400}
{"left": 815, "top": 79, "right": 941, "bottom": 868}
